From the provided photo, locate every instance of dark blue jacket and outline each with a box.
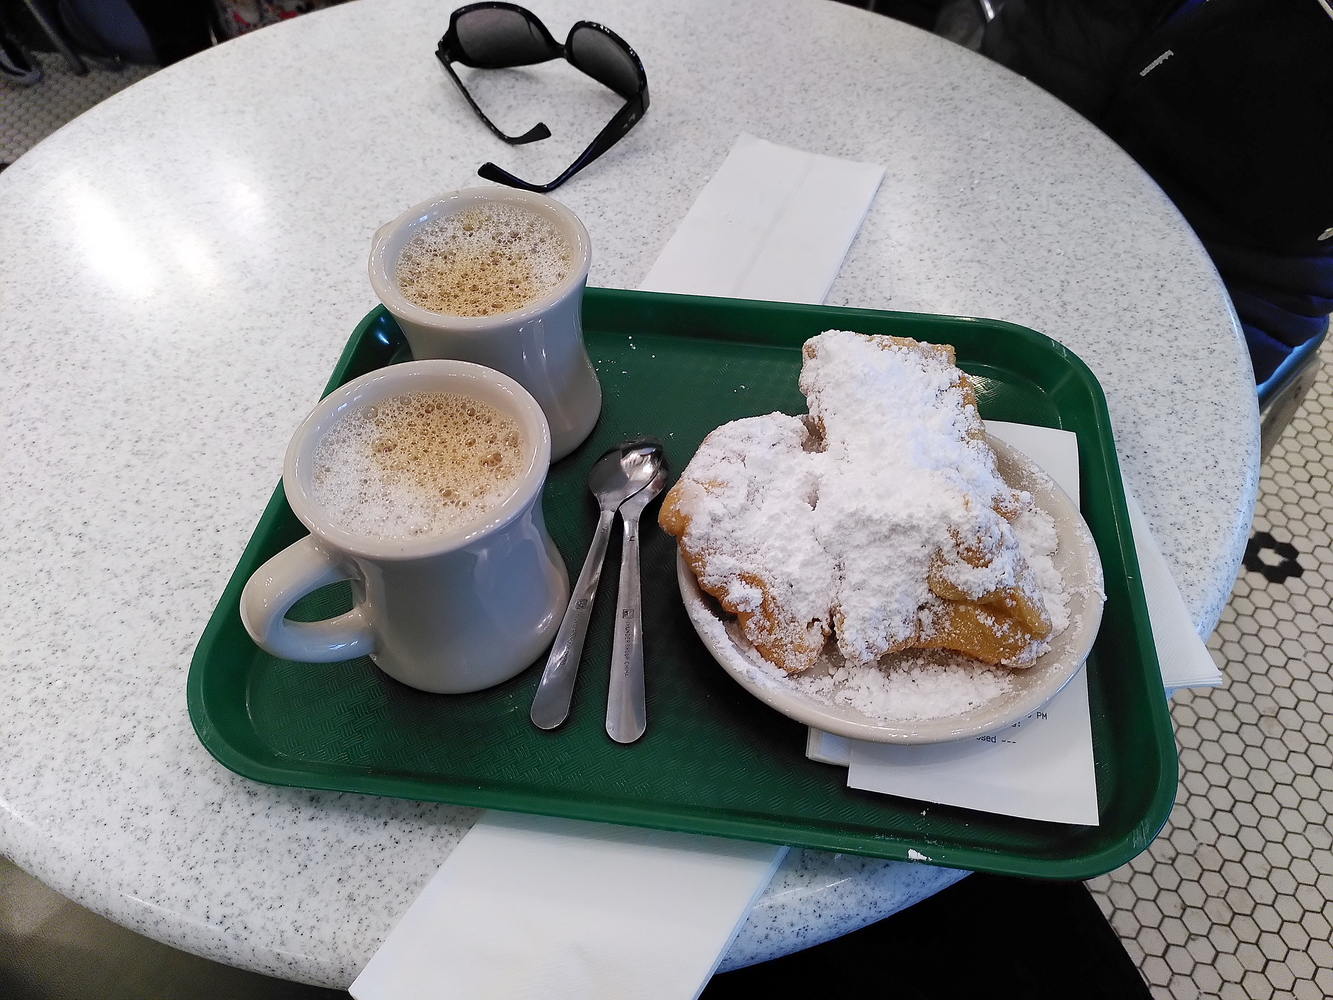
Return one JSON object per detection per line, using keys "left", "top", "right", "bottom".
{"left": 984, "top": 0, "right": 1333, "bottom": 387}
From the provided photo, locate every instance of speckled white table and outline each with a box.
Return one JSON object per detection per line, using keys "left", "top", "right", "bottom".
{"left": 0, "top": 0, "right": 1258, "bottom": 988}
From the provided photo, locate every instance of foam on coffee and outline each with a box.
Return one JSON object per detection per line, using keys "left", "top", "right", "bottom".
{"left": 395, "top": 203, "right": 572, "bottom": 317}
{"left": 311, "top": 391, "right": 526, "bottom": 539}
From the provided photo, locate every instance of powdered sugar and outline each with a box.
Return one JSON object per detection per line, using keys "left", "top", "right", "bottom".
{"left": 802, "top": 331, "right": 1039, "bottom": 662}
{"left": 1015, "top": 504, "right": 1070, "bottom": 636}
{"left": 664, "top": 413, "right": 837, "bottom": 666}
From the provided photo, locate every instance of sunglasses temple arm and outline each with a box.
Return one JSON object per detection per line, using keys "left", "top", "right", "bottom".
{"left": 478, "top": 94, "right": 647, "bottom": 193}
{"left": 435, "top": 48, "right": 552, "bottom": 145}
{"left": 475, "top": 161, "right": 549, "bottom": 192}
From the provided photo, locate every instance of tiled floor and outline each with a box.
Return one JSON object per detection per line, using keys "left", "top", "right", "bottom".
{"left": 1087, "top": 335, "right": 1333, "bottom": 1000}
{"left": 3, "top": 20, "right": 1333, "bottom": 999}
{"left": 0, "top": 52, "right": 155, "bottom": 164}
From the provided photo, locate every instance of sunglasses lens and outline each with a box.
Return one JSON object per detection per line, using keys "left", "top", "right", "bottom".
{"left": 568, "top": 26, "right": 641, "bottom": 98}
{"left": 455, "top": 7, "right": 558, "bottom": 66}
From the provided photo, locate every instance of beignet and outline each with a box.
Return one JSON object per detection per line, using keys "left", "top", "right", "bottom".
{"left": 659, "top": 331, "right": 1054, "bottom": 673}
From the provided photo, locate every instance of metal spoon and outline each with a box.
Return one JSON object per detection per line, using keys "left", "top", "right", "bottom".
{"left": 530, "top": 439, "right": 664, "bottom": 730}
{"left": 605, "top": 464, "right": 667, "bottom": 745}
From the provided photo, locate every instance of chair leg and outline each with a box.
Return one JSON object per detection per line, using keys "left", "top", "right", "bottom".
{"left": 0, "top": 12, "right": 42, "bottom": 83}
{"left": 18, "top": 0, "right": 86, "bottom": 74}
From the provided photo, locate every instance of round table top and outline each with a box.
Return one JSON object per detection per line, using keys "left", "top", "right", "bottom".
{"left": 0, "top": 0, "right": 1257, "bottom": 986}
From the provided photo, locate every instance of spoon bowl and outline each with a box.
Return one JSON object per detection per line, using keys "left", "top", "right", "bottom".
{"left": 590, "top": 439, "right": 662, "bottom": 510}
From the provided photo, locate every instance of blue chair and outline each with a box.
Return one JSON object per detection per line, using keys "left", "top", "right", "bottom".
{"left": 1257, "top": 325, "right": 1326, "bottom": 460}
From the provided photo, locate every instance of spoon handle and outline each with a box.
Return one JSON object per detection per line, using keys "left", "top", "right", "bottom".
{"left": 530, "top": 507, "right": 616, "bottom": 730}
{"left": 606, "top": 511, "right": 647, "bottom": 744}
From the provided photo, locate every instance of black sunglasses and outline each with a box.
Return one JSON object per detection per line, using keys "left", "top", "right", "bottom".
{"left": 436, "top": 3, "right": 650, "bottom": 193}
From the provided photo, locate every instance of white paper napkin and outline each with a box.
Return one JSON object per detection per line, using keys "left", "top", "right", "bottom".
{"left": 1123, "top": 488, "right": 1224, "bottom": 690}
{"left": 847, "top": 670, "right": 1100, "bottom": 825}
{"left": 351, "top": 813, "right": 786, "bottom": 1000}
{"left": 352, "top": 135, "right": 886, "bottom": 1000}
{"left": 640, "top": 133, "right": 885, "bottom": 304}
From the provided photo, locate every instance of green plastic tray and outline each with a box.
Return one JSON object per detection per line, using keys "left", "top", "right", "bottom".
{"left": 188, "top": 288, "right": 1177, "bottom": 879}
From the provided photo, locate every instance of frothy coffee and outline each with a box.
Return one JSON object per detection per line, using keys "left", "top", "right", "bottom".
{"left": 311, "top": 391, "right": 526, "bottom": 539}
{"left": 395, "top": 203, "right": 572, "bottom": 317}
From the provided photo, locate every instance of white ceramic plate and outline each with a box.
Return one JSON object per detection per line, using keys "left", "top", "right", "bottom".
{"left": 676, "top": 438, "right": 1106, "bottom": 744}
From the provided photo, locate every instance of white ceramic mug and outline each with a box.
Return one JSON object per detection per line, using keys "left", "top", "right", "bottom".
{"left": 240, "top": 360, "right": 570, "bottom": 694}
{"left": 368, "top": 188, "right": 602, "bottom": 462}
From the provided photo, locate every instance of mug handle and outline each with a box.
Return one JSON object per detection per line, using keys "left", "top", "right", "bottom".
{"left": 240, "top": 536, "right": 377, "bottom": 662}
